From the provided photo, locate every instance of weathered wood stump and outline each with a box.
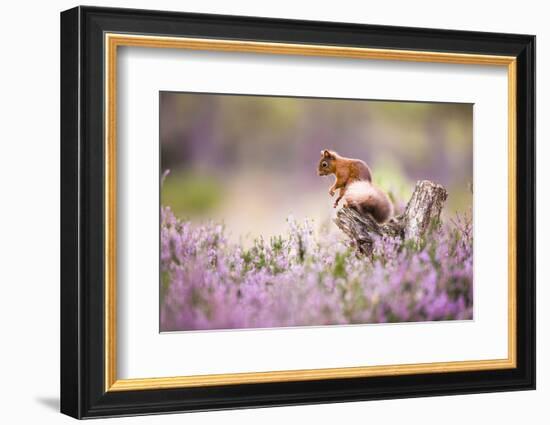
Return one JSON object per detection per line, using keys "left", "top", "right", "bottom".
{"left": 334, "top": 180, "right": 448, "bottom": 255}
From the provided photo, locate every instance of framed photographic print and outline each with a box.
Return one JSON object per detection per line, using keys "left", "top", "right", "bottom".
{"left": 60, "top": 6, "right": 535, "bottom": 419}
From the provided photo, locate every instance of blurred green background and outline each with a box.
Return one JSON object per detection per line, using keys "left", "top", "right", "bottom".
{"left": 160, "top": 92, "right": 472, "bottom": 242}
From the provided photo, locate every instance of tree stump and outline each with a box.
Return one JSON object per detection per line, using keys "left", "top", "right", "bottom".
{"left": 334, "top": 180, "right": 448, "bottom": 255}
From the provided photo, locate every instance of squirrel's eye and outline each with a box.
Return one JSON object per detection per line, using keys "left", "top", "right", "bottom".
{"left": 322, "top": 161, "right": 328, "bottom": 168}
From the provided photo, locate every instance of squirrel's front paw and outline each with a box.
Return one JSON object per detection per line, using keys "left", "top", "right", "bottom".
{"left": 329, "top": 189, "right": 335, "bottom": 197}
{"left": 333, "top": 200, "right": 339, "bottom": 208}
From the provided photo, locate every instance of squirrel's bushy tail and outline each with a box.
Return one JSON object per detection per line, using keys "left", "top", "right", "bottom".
{"left": 344, "top": 181, "right": 393, "bottom": 223}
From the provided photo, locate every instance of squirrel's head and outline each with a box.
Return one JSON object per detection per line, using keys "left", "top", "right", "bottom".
{"left": 318, "top": 149, "right": 337, "bottom": 176}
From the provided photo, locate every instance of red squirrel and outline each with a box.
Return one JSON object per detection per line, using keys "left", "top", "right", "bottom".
{"left": 317, "top": 149, "right": 393, "bottom": 223}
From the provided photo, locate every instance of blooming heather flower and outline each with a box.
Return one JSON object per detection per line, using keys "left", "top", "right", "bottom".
{"left": 160, "top": 206, "right": 473, "bottom": 331}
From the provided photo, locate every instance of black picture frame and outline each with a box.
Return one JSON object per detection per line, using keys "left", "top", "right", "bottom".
{"left": 61, "top": 5, "right": 535, "bottom": 419}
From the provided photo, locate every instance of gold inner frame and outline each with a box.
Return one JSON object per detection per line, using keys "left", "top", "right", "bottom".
{"left": 104, "top": 33, "right": 517, "bottom": 392}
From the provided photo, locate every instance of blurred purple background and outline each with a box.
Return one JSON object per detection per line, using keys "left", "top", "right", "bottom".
{"left": 160, "top": 92, "right": 472, "bottom": 242}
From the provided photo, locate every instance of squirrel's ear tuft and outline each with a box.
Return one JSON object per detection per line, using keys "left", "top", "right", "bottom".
{"left": 323, "top": 149, "right": 335, "bottom": 159}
